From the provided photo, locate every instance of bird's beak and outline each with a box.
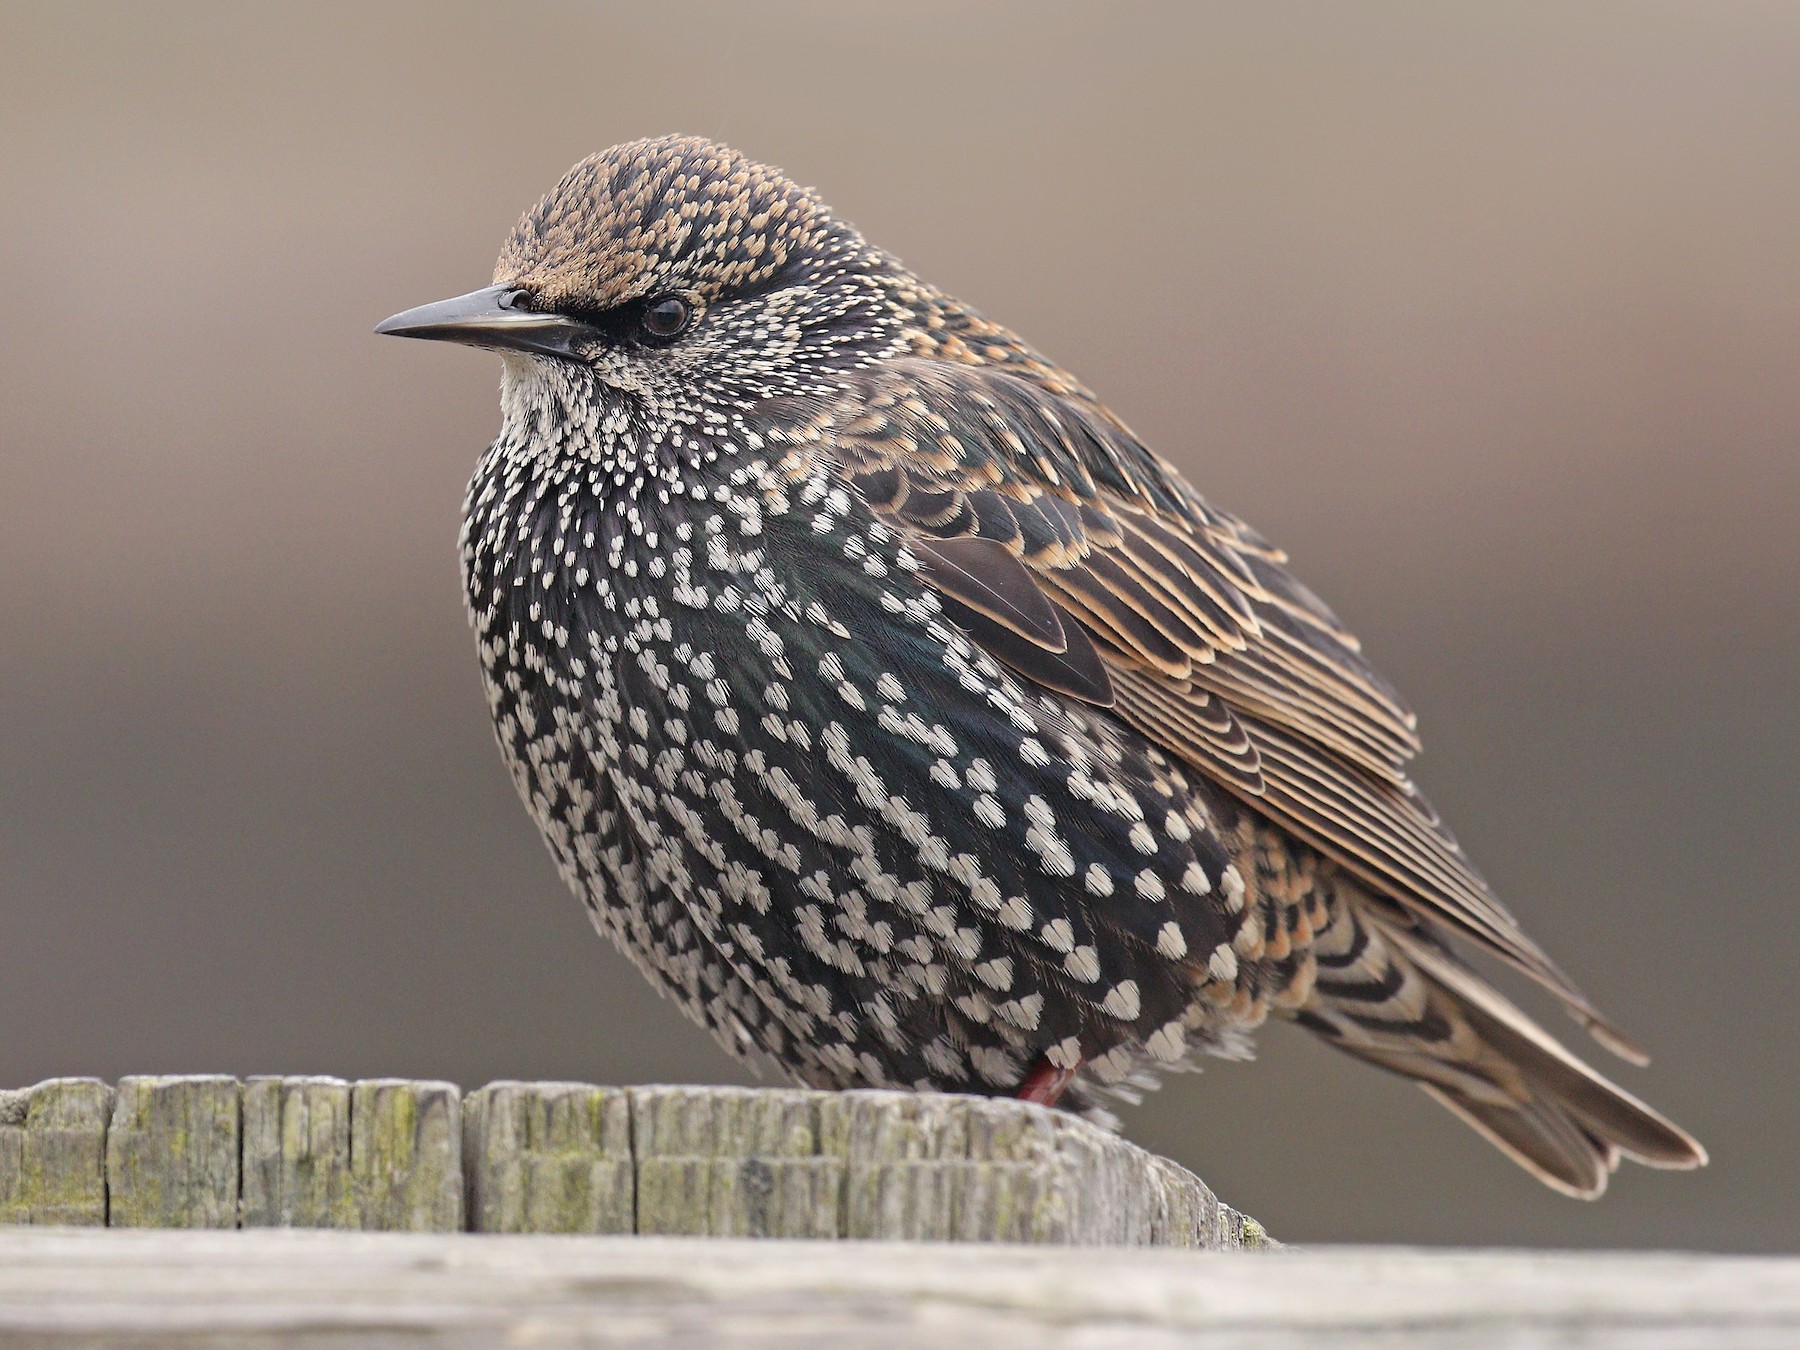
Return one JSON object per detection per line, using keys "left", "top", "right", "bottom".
{"left": 374, "top": 284, "right": 597, "bottom": 359}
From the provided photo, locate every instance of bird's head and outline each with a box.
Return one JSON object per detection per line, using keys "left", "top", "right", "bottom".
{"left": 378, "top": 136, "right": 913, "bottom": 416}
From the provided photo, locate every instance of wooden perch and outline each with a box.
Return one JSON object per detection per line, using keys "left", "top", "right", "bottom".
{"left": 1, "top": 1229, "right": 1795, "bottom": 1347}
{"left": 0, "top": 1076, "right": 1269, "bottom": 1248}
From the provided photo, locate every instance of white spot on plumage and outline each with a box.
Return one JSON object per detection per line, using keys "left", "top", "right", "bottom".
{"left": 1101, "top": 979, "right": 1140, "bottom": 1020}
{"left": 1064, "top": 945, "right": 1101, "bottom": 983}
{"left": 1145, "top": 1021, "right": 1187, "bottom": 1062}
{"left": 1221, "top": 865, "right": 1246, "bottom": 912}
{"left": 1156, "top": 921, "right": 1188, "bottom": 960}
{"left": 996, "top": 993, "right": 1044, "bottom": 1031}
{"left": 1208, "top": 943, "right": 1240, "bottom": 982}
{"left": 974, "top": 957, "right": 1014, "bottom": 991}
{"left": 996, "top": 896, "right": 1032, "bottom": 930}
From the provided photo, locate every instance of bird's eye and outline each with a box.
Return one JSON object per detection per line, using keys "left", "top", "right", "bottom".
{"left": 639, "top": 295, "right": 694, "bottom": 343}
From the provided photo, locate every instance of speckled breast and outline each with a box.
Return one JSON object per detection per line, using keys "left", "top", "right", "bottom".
{"left": 460, "top": 438, "right": 1258, "bottom": 1102}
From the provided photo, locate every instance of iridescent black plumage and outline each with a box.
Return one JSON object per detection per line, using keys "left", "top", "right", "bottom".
{"left": 384, "top": 135, "right": 1705, "bottom": 1197}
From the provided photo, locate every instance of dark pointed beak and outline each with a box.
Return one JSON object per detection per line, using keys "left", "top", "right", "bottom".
{"left": 375, "top": 284, "right": 597, "bottom": 359}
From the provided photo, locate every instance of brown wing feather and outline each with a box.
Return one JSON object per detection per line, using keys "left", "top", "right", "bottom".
{"left": 911, "top": 535, "right": 1066, "bottom": 648}
{"left": 1108, "top": 666, "right": 1265, "bottom": 796}
{"left": 795, "top": 360, "right": 1635, "bottom": 1057}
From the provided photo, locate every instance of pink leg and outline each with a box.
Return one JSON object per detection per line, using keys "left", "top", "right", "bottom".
{"left": 1016, "top": 1056, "right": 1080, "bottom": 1107}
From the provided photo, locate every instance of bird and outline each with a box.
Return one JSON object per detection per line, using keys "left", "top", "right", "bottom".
{"left": 377, "top": 134, "right": 1705, "bottom": 1197}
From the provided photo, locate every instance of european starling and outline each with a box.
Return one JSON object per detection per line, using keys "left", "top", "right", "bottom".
{"left": 378, "top": 135, "right": 1705, "bottom": 1197}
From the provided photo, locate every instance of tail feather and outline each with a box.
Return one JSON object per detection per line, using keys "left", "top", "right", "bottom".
{"left": 1294, "top": 895, "right": 1707, "bottom": 1198}
{"left": 1417, "top": 1084, "right": 1618, "bottom": 1198}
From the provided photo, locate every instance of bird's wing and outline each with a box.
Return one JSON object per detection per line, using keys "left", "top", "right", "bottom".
{"left": 770, "top": 359, "right": 1638, "bottom": 1059}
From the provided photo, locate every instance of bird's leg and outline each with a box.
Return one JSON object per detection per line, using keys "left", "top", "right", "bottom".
{"left": 1016, "top": 1055, "right": 1080, "bottom": 1107}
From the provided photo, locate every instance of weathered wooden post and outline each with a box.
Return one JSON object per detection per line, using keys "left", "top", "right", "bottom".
{"left": 0, "top": 1078, "right": 111, "bottom": 1227}
{"left": 0, "top": 1075, "right": 1269, "bottom": 1246}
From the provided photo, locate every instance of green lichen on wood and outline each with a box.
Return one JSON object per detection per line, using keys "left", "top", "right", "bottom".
{"left": 841, "top": 1090, "right": 1094, "bottom": 1242}
{"left": 631, "top": 1086, "right": 844, "bottom": 1239}
{"left": 835, "top": 1090, "right": 1134, "bottom": 1243}
{"left": 835, "top": 1091, "right": 1238, "bottom": 1246}
{"left": 241, "top": 1077, "right": 357, "bottom": 1229}
{"left": 464, "top": 1081, "right": 632, "bottom": 1234}
{"left": 953, "top": 1096, "right": 1090, "bottom": 1243}
{"left": 838, "top": 1090, "right": 977, "bottom": 1241}
{"left": 347, "top": 1079, "right": 462, "bottom": 1232}
{"left": 0, "top": 1077, "right": 1272, "bottom": 1247}
{"left": 1234, "top": 1212, "right": 1278, "bottom": 1250}
{"left": 1139, "top": 1152, "right": 1224, "bottom": 1248}
{"left": 106, "top": 1077, "right": 239, "bottom": 1229}
{"left": 0, "top": 1079, "right": 112, "bottom": 1226}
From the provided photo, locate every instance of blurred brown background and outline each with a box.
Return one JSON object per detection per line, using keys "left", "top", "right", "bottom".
{"left": 2, "top": 1, "right": 1795, "bottom": 1250}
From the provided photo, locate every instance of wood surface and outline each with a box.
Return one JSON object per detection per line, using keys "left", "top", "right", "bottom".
{"left": 0, "top": 1228, "right": 1794, "bottom": 1348}
{"left": 0, "top": 1076, "right": 1267, "bottom": 1246}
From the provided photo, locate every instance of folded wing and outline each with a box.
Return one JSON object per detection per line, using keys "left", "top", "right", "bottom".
{"left": 781, "top": 359, "right": 1640, "bottom": 1060}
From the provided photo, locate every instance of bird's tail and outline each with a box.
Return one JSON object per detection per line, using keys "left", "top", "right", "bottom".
{"left": 1291, "top": 894, "right": 1707, "bottom": 1198}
